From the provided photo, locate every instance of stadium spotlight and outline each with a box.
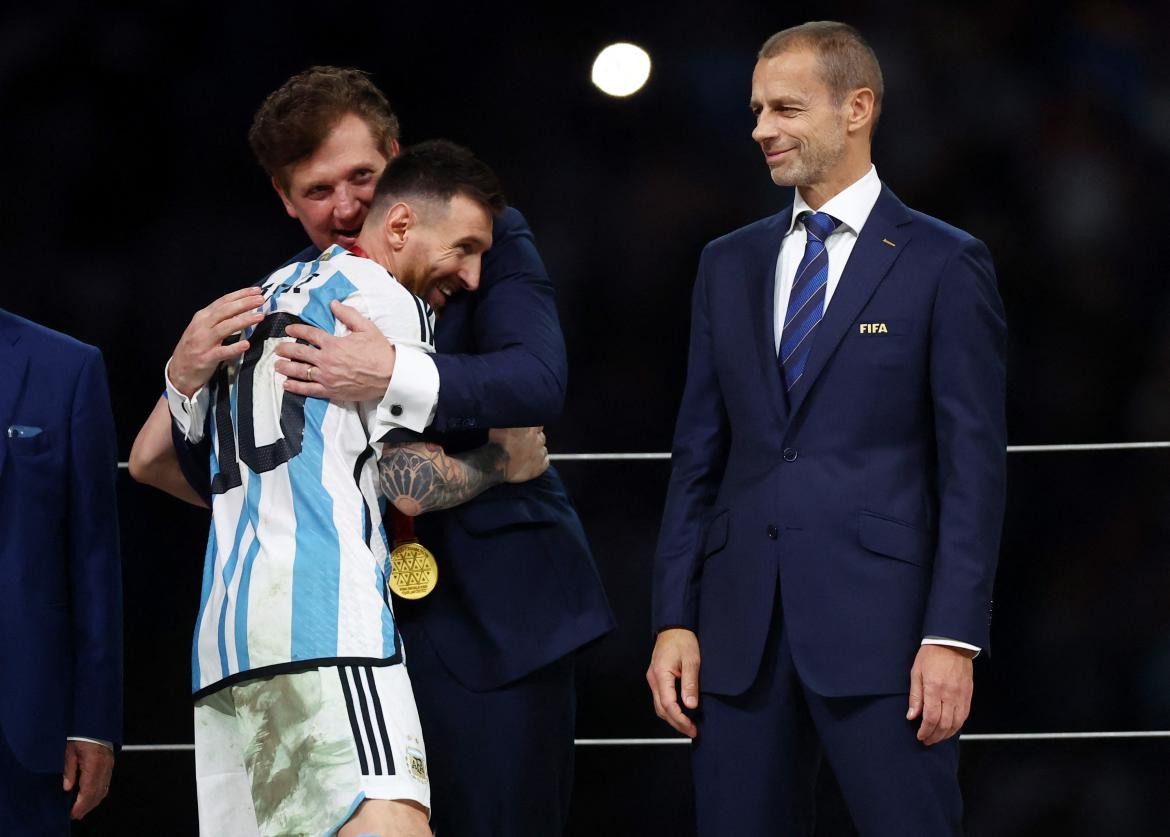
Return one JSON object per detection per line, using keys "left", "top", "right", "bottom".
{"left": 591, "top": 42, "right": 651, "bottom": 97}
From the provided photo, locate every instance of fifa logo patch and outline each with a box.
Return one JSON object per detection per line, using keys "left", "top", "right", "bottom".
{"left": 406, "top": 748, "right": 428, "bottom": 783}
{"left": 859, "top": 323, "right": 889, "bottom": 334}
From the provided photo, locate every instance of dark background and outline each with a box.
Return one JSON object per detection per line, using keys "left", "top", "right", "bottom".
{"left": 3, "top": 0, "right": 1170, "bottom": 833}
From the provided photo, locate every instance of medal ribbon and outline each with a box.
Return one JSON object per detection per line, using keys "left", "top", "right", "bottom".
{"left": 390, "top": 508, "right": 416, "bottom": 546}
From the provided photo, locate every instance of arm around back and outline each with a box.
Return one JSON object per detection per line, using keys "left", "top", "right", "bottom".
{"left": 128, "top": 396, "right": 208, "bottom": 507}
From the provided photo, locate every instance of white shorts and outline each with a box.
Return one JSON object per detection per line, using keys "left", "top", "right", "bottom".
{"left": 194, "top": 664, "right": 429, "bottom": 837}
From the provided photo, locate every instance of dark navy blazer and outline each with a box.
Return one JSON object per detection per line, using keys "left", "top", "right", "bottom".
{"left": 400, "top": 207, "right": 613, "bottom": 690}
{"left": 0, "top": 310, "right": 122, "bottom": 772}
{"left": 652, "top": 187, "right": 1007, "bottom": 699}
{"left": 177, "top": 207, "right": 613, "bottom": 691}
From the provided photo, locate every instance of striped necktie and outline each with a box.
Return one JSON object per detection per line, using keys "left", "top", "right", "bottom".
{"left": 780, "top": 210, "right": 839, "bottom": 391}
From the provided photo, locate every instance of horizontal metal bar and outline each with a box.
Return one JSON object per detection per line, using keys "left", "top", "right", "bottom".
{"left": 122, "top": 744, "right": 195, "bottom": 752}
{"left": 959, "top": 731, "right": 1170, "bottom": 742}
{"left": 115, "top": 441, "right": 1170, "bottom": 470}
{"left": 120, "top": 731, "right": 1170, "bottom": 753}
{"left": 550, "top": 452, "right": 672, "bottom": 461}
{"left": 1004, "top": 441, "right": 1170, "bottom": 453}
{"left": 574, "top": 737, "right": 692, "bottom": 746}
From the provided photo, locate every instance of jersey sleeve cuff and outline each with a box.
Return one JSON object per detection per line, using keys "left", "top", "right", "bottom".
{"left": 371, "top": 346, "right": 439, "bottom": 436}
{"left": 165, "top": 358, "right": 209, "bottom": 443}
{"left": 921, "top": 636, "right": 982, "bottom": 658}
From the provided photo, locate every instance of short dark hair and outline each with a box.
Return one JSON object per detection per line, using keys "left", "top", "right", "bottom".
{"left": 372, "top": 139, "right": 506, "bottom": 217}
{"left": 248, "top": 66, "right": 400, "bottom": 185}
{"left": 759, "top": 21, "right": 884, "bottom": 135}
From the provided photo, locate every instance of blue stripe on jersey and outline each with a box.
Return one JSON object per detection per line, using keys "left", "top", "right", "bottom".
{"left": 217, "top": 488, "right": 253, "bottom": 678}
{"left": 214, "top": 362, "right": 248, "bottom": 676}
{"left": 193, "top": 405, "right": 225, "bottom": 689}
{"left": 192, "top": 524, "right": 218, "bottom": 689}
{"left": 289, "top": 392, "right": 339, "bottom": 659}
{"left": 379, "top": 564, "right": 396, "bottom": 658}
{"left": 376, "top": 498, "right": 396, "bottom": 658}
{"left": 233, "top": 468, "right": 265, "bottom": 672}
{"left": 266, "top": 261, "right": 306, "bottom": 310}
{"left": 288, "top": 272, "right": 358, "bottom": 659}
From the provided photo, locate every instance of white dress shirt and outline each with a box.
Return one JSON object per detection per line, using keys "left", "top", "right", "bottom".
{"left": 774, "top": 165, "right": 980, "bottom": 657}
{"left": 370, "top": 348, "right": 439, "bottom": 438}
{"left": 773, "top": 165, "right": 882, "bottom": 355}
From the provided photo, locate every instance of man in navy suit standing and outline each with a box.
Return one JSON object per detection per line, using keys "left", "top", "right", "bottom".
{"left": 131, "top": 67, "right": 613, "bottom": 835}
{"left": 0, "top": 310, "right": 122, "bottom": 834}
{"left": 647, "top": 22, "right": 1006, "bottom": 835}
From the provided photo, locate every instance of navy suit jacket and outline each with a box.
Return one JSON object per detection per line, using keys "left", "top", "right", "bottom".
{"left": 400, "top": 207, "right": 613, "bottom": 690}
{"left": 652, "top": 187, "right": 1007, "bottom": 699}
{"left": 177, "top": 208, "right": 613, "bottom": 691}
{"left": 0, "top": 310, "right": 122, "bottom": 772}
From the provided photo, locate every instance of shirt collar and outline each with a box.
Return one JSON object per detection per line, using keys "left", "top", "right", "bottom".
{"left": 785, "top": 164, "right": 882, "bottom": 237}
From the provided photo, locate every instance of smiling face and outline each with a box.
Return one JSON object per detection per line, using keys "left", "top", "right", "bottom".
{"left": 750, "top": 48, "right": 852, "bottom": 197}
{"left": 273, "top": 112, "right": 392, "bottom": 251}
{"left": 385, "top": 193, "right": 494, "bottom": 311}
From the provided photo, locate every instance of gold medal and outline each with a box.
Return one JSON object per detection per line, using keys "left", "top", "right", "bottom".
{"left": 388, "top": 540, "right": 438, "bottom": 599}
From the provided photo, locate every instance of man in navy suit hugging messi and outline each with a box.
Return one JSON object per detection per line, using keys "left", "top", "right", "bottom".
{"left": 131, "top": 66, "right": 613, "bottom": 836}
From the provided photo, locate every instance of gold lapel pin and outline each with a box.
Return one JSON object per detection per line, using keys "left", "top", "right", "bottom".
{"left": 881, "top": 238, "right": 896, "bottom": 247}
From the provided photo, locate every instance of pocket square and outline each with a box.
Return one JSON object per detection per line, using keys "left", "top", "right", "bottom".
{"left": 7, "top": 425, "right": 43, "bottom": 439}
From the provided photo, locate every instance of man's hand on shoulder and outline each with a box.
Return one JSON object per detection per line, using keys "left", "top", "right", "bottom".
{"left": 63, "top": 739, "right": 114, "bottom": 820}
{"left": 276, "top": 300, "right": 395, "bottom": 401}
{"left": 169, "top": 287, "right": 265, "bottom": 396}
{"left": 906, "top": 644, "right": 975, "bottom": 746}
{"left": 647, "top": 627, "right": 701, "bottom": 738}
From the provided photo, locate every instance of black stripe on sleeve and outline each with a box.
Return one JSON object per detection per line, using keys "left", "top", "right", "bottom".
{"left": 352, "top": 446, "right": 376, "bottom": 547}
{"left": 363, "top": 667, "right": 397, "bottom": 776}
{"left": 411, "top": 295, "right": 427, "bottom": 344}
{"left": 351, "top": 666, "right": 384, "bottom": 775}
{"left": 423, "top": 302, "right": 435, "bottom": 346}
{"left": 338, "top": 667, "right": 370, "bottom": 776}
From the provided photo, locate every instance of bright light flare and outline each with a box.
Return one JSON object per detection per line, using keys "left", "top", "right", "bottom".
{"left": 591, "top": 42, "right": 651, "bottom": 98}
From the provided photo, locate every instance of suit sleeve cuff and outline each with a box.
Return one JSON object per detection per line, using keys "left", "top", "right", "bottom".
{"left": 371, "top": 346, "right": 439, "bottom": 436}
{"left": 164, "top": 359, "right": 209, "bottom": 442}
{"left": 68, "top": 736, "right": 114, "bottom": 751}
{"left": 921, "top": 636, "right": 981, "bottom": 658}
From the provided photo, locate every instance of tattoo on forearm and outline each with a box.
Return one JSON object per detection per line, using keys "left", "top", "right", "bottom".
{"left": 378, "top": 442, "right": 508, "bottom": 514}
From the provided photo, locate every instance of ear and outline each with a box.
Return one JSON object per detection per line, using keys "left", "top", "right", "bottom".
{"left": 389, "top": 138, "right": 402, "bottom": 158}
{"left": 272, "top": 177, "right": 298, "bottom": 219}
{"left": 845, "top": 88, "right": 875, "bottom": 136}
{"left": 384, "top": 202, "right": 413, "bottom": 250}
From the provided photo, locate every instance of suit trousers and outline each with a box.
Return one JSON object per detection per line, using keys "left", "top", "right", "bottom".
{"left": 691, "top": 586, "right": 963, "bottom": 837}
{"left": 400, "top": 620, "right": 576, "bottom": 837}
{"left": 0, "top": 729, "right": 69, "bottom": 837}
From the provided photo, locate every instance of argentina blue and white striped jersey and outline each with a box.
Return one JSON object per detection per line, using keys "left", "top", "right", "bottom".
{"left": 191, "top": 245, "right": 434, "bottom": 697}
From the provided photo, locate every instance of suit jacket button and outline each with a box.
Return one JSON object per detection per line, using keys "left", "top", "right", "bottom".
{"left": 767, "top": 525, "right": 779, "bottom": 540}
{"left": 782, "top": 448, "right": 798, "bottom": 462}
{"left": 390, "top": 404, "right": 404, "bottom": 417}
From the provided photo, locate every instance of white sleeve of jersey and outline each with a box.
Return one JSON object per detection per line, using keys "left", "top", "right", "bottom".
{"left": 335, "top": 257, "right": 434, "bottom": 353}
{"left": 336, "top": 256, "right": 438, "bottom": 436}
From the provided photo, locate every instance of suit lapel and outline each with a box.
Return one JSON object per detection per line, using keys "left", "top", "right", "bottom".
{"left": 787, "top": 187, "right": 913, "bottom": 420}
{"left": 746, "top": 208, "right": 792, "bottom": 423}
{"left": 0, "top": 317, "right": 29, "bottom": 478}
